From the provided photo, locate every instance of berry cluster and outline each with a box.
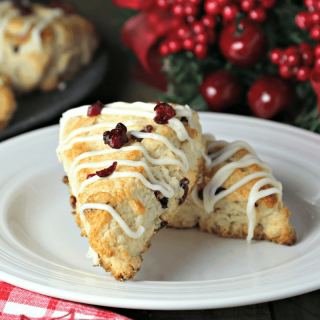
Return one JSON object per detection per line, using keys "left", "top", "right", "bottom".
{"left": 156, "top": 0, "right": 202, "bottom": 23}
{"left": 154, "top": 101, "right": 176, "bottom": 124}
{"left": 270, "top": 43, "right": 315, "bottom": 82}
{"left": 159, "top": 19, "right": 216, "bottom": 59}
{"left": 103, "top": 123, "right": 128, "bottom": 149}
{"left": 204, "top": 0, "right": 275, "bottom": 24}
{"left": 295, "top": 0, "right": 320, "bottom": 40}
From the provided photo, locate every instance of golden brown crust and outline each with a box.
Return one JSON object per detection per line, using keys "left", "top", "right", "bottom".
{"left": 170, "top": 141, "right": 297, "bottom": 246}
{"left": 58, "top": 102, "right": 205, "bottom": 280}
{"left": 0, "top": 75, "right": 17, "bottom": 130}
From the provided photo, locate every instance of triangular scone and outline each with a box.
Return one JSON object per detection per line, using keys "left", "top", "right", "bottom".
{"left": 57, "top": 101, "right": 205, "bottom": 280}
{"left": 169, "top": 136, "right": 297, "bottom": 245}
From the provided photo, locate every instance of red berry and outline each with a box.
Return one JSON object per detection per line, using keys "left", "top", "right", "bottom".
{"left": 315, "top": 43, "right": 320, "bottom": 56}
{"left": 241, "top": 0, "right": 255, "bottom": 12}
{"left": 194, "top": 43, "right": 208, "bottom": 59}
{"left": 217, "top": 0, "right": 230, "bottom": 6}
{"left": 184, "top": 4, "right": 198, "bottom": 16}
{"left": 192, "top": 21, "right": 206, "bottom": 33}
{"left": 249, "top": 7, "right": 267, "bottom": 23}
{"left": 103, "top": 123, "right": 128, "bottom": 149}
{"left": 154, "top": 102, "right": 176, "bottom": 124}
{"left": 176, "top": 25, "right": 190, "bottom": 38}
{"left": 172, "top": 4, "right": 184, "bottom": 16}
{"left": 311, "top": 10, "right": 320, "bottom": 24}
{"left": 285, "top": 46, "right": 298, "bottom": 55}
{"left": 87, "top": 173, "right": 96, "bottom": 179}
{"left": 190, "top": 0, "right": 202, "bottom": 4}
{"left": 187, "top": 15, "right": 196, "bottom": 23}
{"left": 204, "top": 0, "right": 220, "bottom": 15}
{"left": 299, "top": 42, "right": 313, "bottom": 50}
{"left": 156, "top": 0, "right": 170, "bottom": 9}
{"left": 302, "top": 48, "right": 314, "bottom": 65}
{"left": 159, "top": 42, "right": 170, "bottom": 56}
{"left": 310, "top": 25, "right": 320, "bottom": 40}
{"left": 96, "top": 162, "right": 118, "bottom": 178}
{"left": 296, "top": 12, "right": 312, "bottom": 30}
{"left": 183, "top": 37, "right": 196, "bottom": 50}
{"left": 315, "top": 57, "right": 320, "bottom": 70}
{"left": 207, "top": 29, "right": 217, "bottom": 44}
{"left": 287, "top": 52, "right": 301, "bottom": 67}
{"left": 168, "top": 38, "right": 182, "bottom": 53}
{"left": 196, "top": 31, "right": 208, "bottom": 44}
{"left": 131, "top": 125, "right": 153, "bottom": 142}
{"left": 305, "top": 0, "right": 316, "bottom": 8}
{"left": 260, "top": 0, "right": 275, "bottom": 8}
{"left": 279, "top": 63, "right": 293, "bottom": 78}
{"left": 87, "top": 101, "right": 104, "bottom": 117}
{"left": 179, "top": 178, "right": 190, "bottom": 205}
{"left": 222, "top": 4, "right": 239, "bottom": 20}
{"left": 296, "top": 66, "right": 311, "bottom": 81}
{"left": 201, "top": 15, "right": 216, "bottom": 28}
{"left": 200, "top": 70, "right": 241, "bottom": 111}
{"left": 248, "top": 75, "right": 294, "bottom": 119}
{"left": 270, "top": 49, "right": 284, "bottom": 65}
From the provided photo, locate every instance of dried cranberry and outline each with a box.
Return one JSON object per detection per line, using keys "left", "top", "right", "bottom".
{"left": 198, "top": 189, "right": 203, "bottom": 200}
{"left": 215, "top": 187, "right": 226, "bottom": 195}
{"left": 154, "top": 191, "right": 169, "bottom": 208}
{"left": 96, "top": 162, "right": 117, "bottom": 178}
{"left": 103, "top": 123, "right": 128, "bottom": 149}
{"left": 14, "top": 1, "right": 32, "bottom": 15}
{"left": 131, "top": 125, "right": 153, "bottom": 142}
{"left": 153, "top": 101, "right": 176, "bottom": 124}
{"left": 87, "top": 173, "right": 96, "bottom": 179}
{"left": 87, "top": 101, "right": 104, "bottom": 117}
{"left": 180, "top": 117, "right": 188, "bottom": 123}
{"left": 70, "top": 196, "right": 76, "bottom": 209}
{"left": 179, "top": 178, "right": 189, "bottom": 205}
{"left": 155, "top": 221, "right": 168, "bottom": 231}
{"left": 255, "top": 202, "right": 258, "bottom": 207}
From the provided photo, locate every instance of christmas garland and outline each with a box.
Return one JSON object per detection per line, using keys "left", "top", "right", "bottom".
{"left": 113, "top": 0, "right": 320, "bottom": 133}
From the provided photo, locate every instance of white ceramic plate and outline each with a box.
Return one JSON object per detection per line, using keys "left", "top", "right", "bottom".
{"left": 0, "top": 113, "right": 320, "bottom": 310}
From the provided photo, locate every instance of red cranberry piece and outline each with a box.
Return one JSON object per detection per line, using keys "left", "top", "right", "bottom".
{"left": 14, "top": 2, "right": 32, "bottom": 15}
{"left": 180, "top": 117, "right": 188, "bottom": 123}
{"left": 96, "top": 162, "right": 117, "bottom": 178}
{"left": 154, "top": 191, "right": 169, "bottom": 208}
{"left": 155, "top": 221, "right": 168, "bottom": 231}
{"left": 198, "top": 189, "right": 203, "bottom": 200}
{"left": 132, "top": 125, "right": 153, "bottom": 142}
{"left": 179, "top": 178, "right": 189, "bottom": 205}
{"left": 70, "top": 196, "right": 76, "bottom": 209}
{"left": 215, "top": 186, "right": 226, "bottom": 195}
{"left": 154, "top": 101, "right": 176, "bottom": 124}
{"left": 103, "top": 123, "right": 128, "bottom": 149}
{"left": 87, "top": 173, "right": 96, "bottom": 179}
{"left": 87, "top": 101, "right": 104, "bottom": 117}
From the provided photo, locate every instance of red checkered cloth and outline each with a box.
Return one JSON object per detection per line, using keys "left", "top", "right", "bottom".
{"left": 0, "top": 281, "right": 131, "bottom": 320}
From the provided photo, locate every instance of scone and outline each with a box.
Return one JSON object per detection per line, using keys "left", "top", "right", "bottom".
{"left": 0, "top": 1, "right": 99, "bottom": 93}
{"left": 57, "top": 101, "right": 205, "bottom": 280}
{"left": 169, "top": 135, "right": 297, "bottom": 245}
{"left": 0, "top": 74, "right": 17, "bottom": 130}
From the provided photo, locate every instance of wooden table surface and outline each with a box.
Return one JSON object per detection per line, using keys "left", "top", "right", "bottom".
{"left": 4, "top": 1, "right": 320, "bottom": 318}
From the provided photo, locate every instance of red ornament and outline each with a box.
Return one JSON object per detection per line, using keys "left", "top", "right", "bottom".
{"left": 219, "top": 18, "right": 266, "bottom": 67}
{"left": 248, "top": 75, "right": 294, "bottom": 119}
{"left": 200, "top": 70, "right": 241, "bottom": 111}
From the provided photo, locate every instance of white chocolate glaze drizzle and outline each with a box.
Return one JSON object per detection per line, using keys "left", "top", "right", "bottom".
{"left": 196, "top": 139, "right": 282, "bottom": 243}
{"left": 58, "top": 102, "right": 197, "bottom": 263}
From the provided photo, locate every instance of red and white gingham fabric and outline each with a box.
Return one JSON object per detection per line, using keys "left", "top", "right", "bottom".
{"left": 0, "top": 281, "right": 131, "bottom": 320}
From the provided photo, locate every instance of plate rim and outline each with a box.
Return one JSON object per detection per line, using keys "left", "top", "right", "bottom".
{"left": 1, "top": 113, "right": 320, "bottom": 310}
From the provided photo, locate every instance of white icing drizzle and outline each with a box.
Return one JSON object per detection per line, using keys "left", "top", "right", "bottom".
{"left": 31, "top": 8, "right": 63, "bottom": 50}
{"left": 58, "top": 102, "right": 198, "bottom": 262}
{"left": 76, "top": 160, "right": 174, "bottom": 198}
{"left": 202, "top": 149, "right": 211, "bottom": 168}
{"left": 0, "top": 9, "right": 18, "bottom": 61}
{"left": 195, "top": 139, "right": 282, "bottom": 243}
